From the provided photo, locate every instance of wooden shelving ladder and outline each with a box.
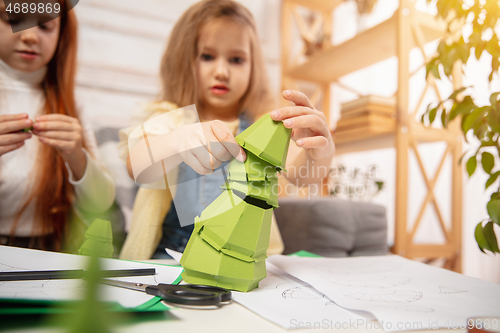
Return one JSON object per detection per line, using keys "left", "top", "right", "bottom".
{"left": 280, "top": 0, "right": 463, "bottom": 271}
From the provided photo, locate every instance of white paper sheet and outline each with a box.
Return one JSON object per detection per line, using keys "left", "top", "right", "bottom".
{"left": 233, "top": 263, "right": 373, "bottom": 330}
{"left": 268, "top": 255, "right": 500, "bottom": 331}
{"left": 0, "top": 245, "right": 183, "bottom": 308}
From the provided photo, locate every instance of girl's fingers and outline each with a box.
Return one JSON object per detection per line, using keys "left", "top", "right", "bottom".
{"left": 33, "top": 130, "right": 75, "bottom": 141}
{"left": 35, "top": 114, "right": 76, "bottom": 123}
{"left": 270, "top": 106, "right": 324, "bottom": 122}
{"left": 0, "top": 132, "right": 32, "bottom": 145}
{"left": 0, "top": 118, "right": 33, "bottom": 134}
{"left": 0, "top": 113, "right": 29, "bottom": 121}
{"left": 283, "top": 115, "right": 329, "bottom": 136}
{"left": 295, "top": 136, "right": 329, "bottom": 149}
{"left": 38, "top": 137, "right": 77, "bottom": 152}
{"left": 184, "top": 150, "right": 213, "bottom": 175}
{"left": 33, "top": 121, "right": 76, "bottom": 132}
{"left": 210, "top": 121, "right": 246, "bottom": 162}
{"left": 0, "top": 142, "right": 25, "bottom": 156}
{"left": 282, "top": 90, "right": 314, "bottom": 108}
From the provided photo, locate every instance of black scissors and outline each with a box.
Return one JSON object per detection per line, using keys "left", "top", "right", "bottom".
{"left": 101, "top": 279, "right": 232, "bottom": 307}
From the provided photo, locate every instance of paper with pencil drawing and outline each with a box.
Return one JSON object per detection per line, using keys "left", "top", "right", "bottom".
{"left": 268, "top": 254, "right": 500, "bottom": 331}
{"left": 232, "top": 262, "right": 371, "bottom": 329}
{"left": 0, "top": 245, "right": 183, "bottom": 308}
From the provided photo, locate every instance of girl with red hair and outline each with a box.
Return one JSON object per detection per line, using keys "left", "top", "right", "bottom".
{"left": 0, "top": 0, "right": 115, "bottom": 252}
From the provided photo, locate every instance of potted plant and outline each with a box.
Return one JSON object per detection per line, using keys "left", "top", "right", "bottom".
{"left": 422, "top": 0, "right": 500, "bottom": 254}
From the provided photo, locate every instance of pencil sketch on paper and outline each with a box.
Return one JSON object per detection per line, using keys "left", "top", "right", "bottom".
{"left": 379, "top": 304, "right": 435, "bottom": 313}
{"left": 282, "top": 286, "right": 327, "bottom": 300}
{"left": 324, "top": 276, "right": 412, "bottom": 288}
{"left": 438, "top": 286, "right": 468, "bottom": 294}
{"left": 301, "top": 260, "right": 402, "bottom": 275}
{"left": 345, "top": 290, "right": 423, "bottom": 303}
{"left": 257, "top": 271, "right": 289, "bottom": 290}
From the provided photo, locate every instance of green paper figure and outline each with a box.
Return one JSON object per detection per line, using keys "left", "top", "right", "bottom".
{"left": 235, "top": 114, "right": 292, "bottom": 170}
{"left": 79, "top": 219, "right": 114, "bottom": 258}
{"left": 180, "top": 114, "right": 291, "bottom": 292}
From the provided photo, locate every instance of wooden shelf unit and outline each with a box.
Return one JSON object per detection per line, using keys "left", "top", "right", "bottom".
{"left": 281, "top": 0, "right": 463, "bottom": 272}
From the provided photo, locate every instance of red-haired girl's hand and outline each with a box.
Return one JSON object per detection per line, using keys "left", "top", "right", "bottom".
{"left": 270, "top": 90, "right": 334, "bottom": 161}
{"left": 32, "top": 114, "right": 87, "bottom": 179}
{"left": 0, "top": 114, "right": 33, "bottom": 157}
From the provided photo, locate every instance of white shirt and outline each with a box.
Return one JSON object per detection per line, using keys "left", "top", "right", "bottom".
{"left": 0, "top": 59, "right": 116, "bottom": 236}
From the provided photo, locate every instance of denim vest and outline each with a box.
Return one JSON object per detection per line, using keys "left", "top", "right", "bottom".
{"left": 153, "top": 114, "right": 252, "bottom": 258}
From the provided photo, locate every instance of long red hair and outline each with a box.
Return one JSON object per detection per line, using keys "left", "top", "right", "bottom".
{"left": 12, "top": 1, "right": 82, "bottom": 251}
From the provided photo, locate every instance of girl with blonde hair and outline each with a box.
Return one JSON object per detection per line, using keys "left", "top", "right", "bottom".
{"left": 119, "top": 0, "right": 334, "bottom": 260}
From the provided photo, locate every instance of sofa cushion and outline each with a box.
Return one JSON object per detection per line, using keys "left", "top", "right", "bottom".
{"left": 274, "top": 197, "right": 387, "bottom": 257}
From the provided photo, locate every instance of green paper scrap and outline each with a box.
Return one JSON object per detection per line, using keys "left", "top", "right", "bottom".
{"left": 227, "top": 149, "right": 278, "bottom": 182}
{"left": 194, "top": 189, "right": 273, "bottom": 262}
{"left": 78, "top": 239, "right": 114, "bottom": 258}
{"left": 224, "top": 179, "right": 279, "bottom": 208}
{"left": 78, "top": 219, "right": 114, "bottom": 258}
{"left": 84, "top": 219, "right": 113, "bottom": 243}
{"left": 235, "top": 114, "right": 292, "bottom": 170}
{"left": 180, "top": 231, "right": 266, "bottom": 292}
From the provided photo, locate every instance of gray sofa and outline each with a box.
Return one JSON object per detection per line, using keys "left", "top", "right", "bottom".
{"left": 274, "top": 197, "right": 388, "bottom": 257}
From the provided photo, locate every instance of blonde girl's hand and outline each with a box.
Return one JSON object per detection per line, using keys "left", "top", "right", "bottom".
{"left": 168, "top": 120, "right": 246, "bottom": 175}
{"left": 0, "top": 114, "right": 33, "bottom": 157}
{"left": 270, "top": 90, "right": 334, "bottom": 161}
{"left": 32, "top": 114, "right": 87, "bottom": 177}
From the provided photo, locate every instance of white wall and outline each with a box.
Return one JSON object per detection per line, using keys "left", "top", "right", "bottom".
{"left": 73, "top": 0, "right": 500, "bottom": 283}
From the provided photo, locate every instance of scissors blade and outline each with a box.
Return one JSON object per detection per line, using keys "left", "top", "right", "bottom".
{"left": 100, "top": 279, "right": 150, "bottom": 292}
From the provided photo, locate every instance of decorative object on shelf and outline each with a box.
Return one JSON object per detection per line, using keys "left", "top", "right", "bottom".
{"left": 328, "top": 164, "right": 384, "bottom": 201}
{"left": 347, "top": 0, "right": 378, "bottom": 32}
{"left": 334, "top": 95, "right": 396, "bottom": 143}
{"left": 422, "top": 0, "right": 500, "bottom": 254}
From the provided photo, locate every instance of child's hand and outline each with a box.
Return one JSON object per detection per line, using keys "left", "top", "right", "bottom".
{"left": 32, "top": 114, "right": 86, "bottom": 166}
{"left": 168, "top": 120, "right": 246, "bottom": 175}
{"left": 270, "top": 90, "right": 334, "bottom": 161}
{"left": 0, "top": 114, "right": 33, "bottom": 157}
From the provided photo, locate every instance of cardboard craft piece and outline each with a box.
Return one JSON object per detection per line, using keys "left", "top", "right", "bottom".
{"left": 180, "top": 231, "right": 266, "bottom": 292}
{"left": 223, "top": 179, "right": 279, "bottom": 208}
{"left": 227, "top": 149, "right": 278, "bottom": 182}
{"left": 194, "top": 189, "right": 273, "bottom": 263}
{"left": 235, "top": 114, "right": 292, "bottom": 170}
{"left": 78, "top": 219, "right": 114, "bottom": 258}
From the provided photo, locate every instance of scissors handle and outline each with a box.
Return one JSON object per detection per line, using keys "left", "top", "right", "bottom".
{"left": 145, "top": 284, "right": 231, "bottom": 306}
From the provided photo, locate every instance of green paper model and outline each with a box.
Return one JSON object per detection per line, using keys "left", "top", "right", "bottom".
{"left": 180, "top": 114, "right": 291, "bottom": 292}
{"left": 235, "top": 114, "right": 292, "bottom": 170}
{"left": 223, "top": 179, "right": 279, "bottom": 208}
{"left": 78, "top": 219, "right": 114, "bottom": 258}
{"left": 227, "top": 149, "right": 278, "bottom": 182}
{"left": 196, "top": 190, "right": 273, "bottom": 262}
{"left": 180, "top": 231, "right": 266, "bottom": 292}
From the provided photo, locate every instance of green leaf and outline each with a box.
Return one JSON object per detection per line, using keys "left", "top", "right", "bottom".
{"left": 441, "top": 108, "right": 447, "bottom": 127}
{"left": 466, "top": 155, "right": 477, "bottom": 177}
{"left": 429, "top": 107, "right": 438, "bottom": 123}
{"left": 426, "top": 58, "right": 437, "bottom": 78}
{"left": 484, "top": 221, "right": 500, "bottom": 253}
{"left": 490, "top": 92, "right": 500, "bottom": 106}
{"left": 487, "top": 196, "right": 500, "bottom": 224}
{"left": 448, "top": 87, "right": 468, "bottom": 102}
{"left": 486, "top": 171, "right": 500, "bottom": 189}
{"left": 481, "top": 151, "right": 494, "bottom": 174}
{"left": 475, "top": 222, "right": 489, "bottom": 253}
{"left": 475, "top": 42, "right": 486, "bottom": 60}
{"left": 462, "top": 106, "right": 487, "bottom": 134}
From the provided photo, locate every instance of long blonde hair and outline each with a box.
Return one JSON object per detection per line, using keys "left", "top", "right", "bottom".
{"left": 159, "top": 0, "right": 274, "bottom": 120}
